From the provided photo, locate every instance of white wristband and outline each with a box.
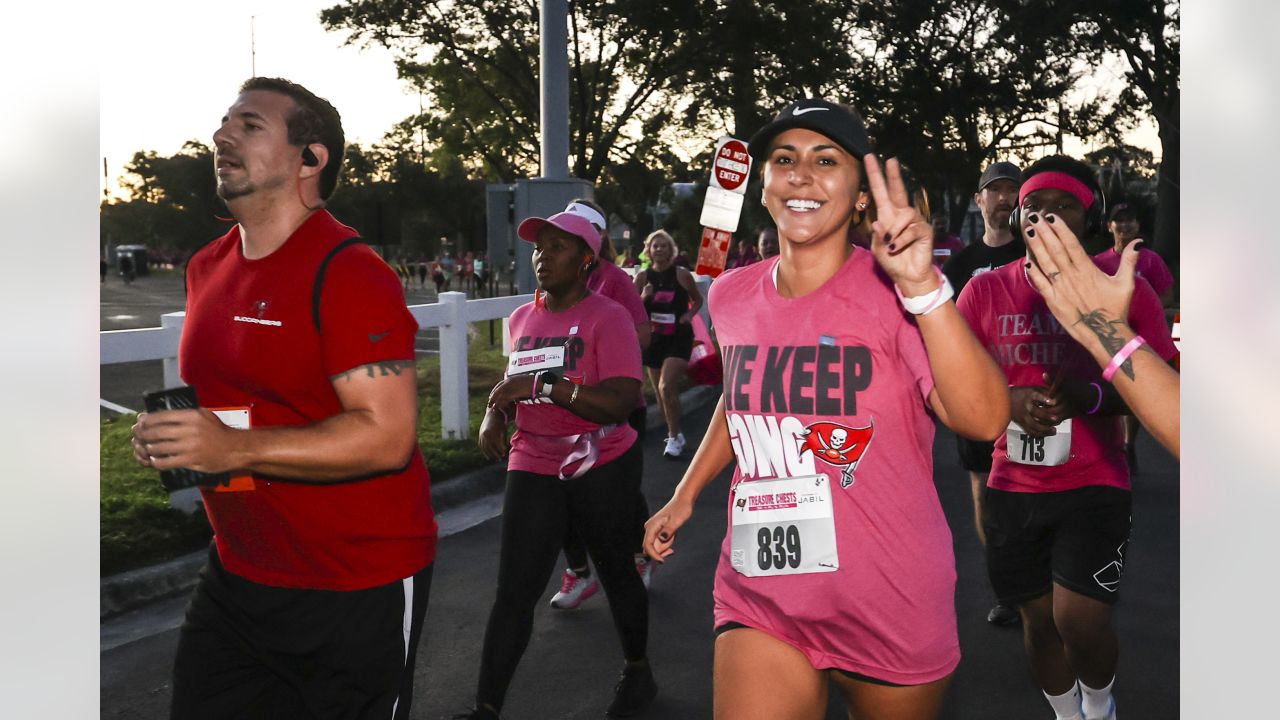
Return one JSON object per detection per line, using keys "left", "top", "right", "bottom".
{"left": 894, "top": 272, "right": 954, "bottom": 315}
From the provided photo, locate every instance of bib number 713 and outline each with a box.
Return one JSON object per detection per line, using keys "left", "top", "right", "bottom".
{"left": 1019, "top": 434, "right": 1046, "bottom": 463}
{"left": 756, "top": 525, "right": 801, "bottom": 571}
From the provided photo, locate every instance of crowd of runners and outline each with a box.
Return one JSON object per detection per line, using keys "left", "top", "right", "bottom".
{"left": 128, "top": 77, "right": 1179, "bottom": 720}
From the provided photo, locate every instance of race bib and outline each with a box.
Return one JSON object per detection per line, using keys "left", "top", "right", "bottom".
{"left": 730, "top": 475, "right": 838, "bottom": 577}
{"left": 210, "top": 407, "right": 254, "bottom": 492}
{"left": 650, "top": 312, "right": 677, "bottom": 336}
{"left": 506, "top": 345, "right": 565, "bottom": 377}
{"left": 1005, "top": 418, "right": 1072, "bottom": 466}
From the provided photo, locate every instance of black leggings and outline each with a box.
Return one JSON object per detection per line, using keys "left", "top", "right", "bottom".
{"left": 477, "top": 440, "right": 649, "bottom": 710}
{"left": 562, "top": 407, "right": 649, "bottom": 570}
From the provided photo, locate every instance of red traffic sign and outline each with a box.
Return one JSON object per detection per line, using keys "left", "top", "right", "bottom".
{"left": 711, "top": 138, "right": 751, "bottom": 194}
{"left": 695, "top": 227, "right": 733, "bottom": 278}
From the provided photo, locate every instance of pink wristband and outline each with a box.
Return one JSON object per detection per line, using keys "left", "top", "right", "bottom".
{"left": 1102, "top": 336, "right": 1146, "bottom": 382}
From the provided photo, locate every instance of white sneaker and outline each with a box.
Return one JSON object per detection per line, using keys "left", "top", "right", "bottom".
{"left": 549, "top": 568, "right": 600, "bottom": 609}
{"left": 635, "top": 556, "right": 655, "bottom": 589}
{"left": 663, "top": 432, "right": 686, "bottom": 459}
{"left": 1084, "top": 698, "right": 1116, "bottom": 720}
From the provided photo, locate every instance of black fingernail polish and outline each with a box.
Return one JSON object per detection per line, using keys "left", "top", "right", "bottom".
{"left": 1027, "top": 227, "right": 1036, "bottom": 237}
{"left": 1025, "top": 261, "right": 1031, "bottom": 268}
{"left": 884, "top": 233, "right": 892, "bottom": 244}
{"left": 1046, "top": 214, "right": 1056, "bottom": 224}
{"left": 889, "top": 243, "right": 897, "bottom": 251}
{"left": 1028, "top": 213, "right": 1039, "bottom": 224}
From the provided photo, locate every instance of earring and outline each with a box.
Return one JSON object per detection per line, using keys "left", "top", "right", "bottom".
{"left": 857, "top": 202, "right": 867, "bottom": 210}
{"left": 761, "top": 196, "right": 767, "bottom": 206}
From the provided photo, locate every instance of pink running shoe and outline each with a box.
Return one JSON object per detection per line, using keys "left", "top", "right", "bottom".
{"left": 549, "top": 568, "right": 600, "bottom": 609}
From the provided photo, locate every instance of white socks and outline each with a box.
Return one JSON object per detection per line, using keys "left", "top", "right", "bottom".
{"left": 1043, "top": 681, "right": 1083, "bottom": 720}
{"left": 1080, "top": 676, "right": 1116, "bottom": 719}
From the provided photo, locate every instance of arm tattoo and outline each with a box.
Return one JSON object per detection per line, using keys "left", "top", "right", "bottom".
{"left": 1075, "top": 310, "right": 1137, "bottom": 381}
{"left": 332, "top": 360, "right": 417, "bottom": 383}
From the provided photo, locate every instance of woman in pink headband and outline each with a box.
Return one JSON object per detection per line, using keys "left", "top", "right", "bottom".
{"left": 954, "top": 155, "right": 1180, "bottom": 720}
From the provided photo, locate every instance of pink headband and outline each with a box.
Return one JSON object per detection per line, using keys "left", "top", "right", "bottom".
{"left": 1018, "top": 171, "right": 1094, "bottom": 210}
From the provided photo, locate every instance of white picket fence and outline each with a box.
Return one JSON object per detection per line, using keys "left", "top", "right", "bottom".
{"left": 100, "top": 278, "right": 712, "bottom": 440}
{"left": 100, "top": 291, "right": 531, "bottom": 440}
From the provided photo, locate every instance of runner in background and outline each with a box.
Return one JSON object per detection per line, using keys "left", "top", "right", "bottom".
{"left": 461, "top": 210, "right": 655, "bottom": 719}
{"left": 548, "top": 198, "right": 658, "bottom": 610}
{"left": 633, "top": 230, "right": 704, "bottom": 459}
{"left": 1091, "top": 201, "right": 1175, "bottom": 472}
{"left": 645, "top": 98, "right": 1009, "bottom": 720}
{"left": 757, "top": 226, "right": 780, "bottom": 259}
{"left": 942, "top": 160, "right": 1026, "bottom": 627}
{"left": 930, "top": 211, "right": 966, "bottom": 268}
{"left": 956, "top": 155, "right": 1178, "bottom": 720}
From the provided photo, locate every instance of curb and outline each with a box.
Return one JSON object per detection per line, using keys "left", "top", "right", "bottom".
{"left": 100, "top": 384, "right": 722, "bottom": 620}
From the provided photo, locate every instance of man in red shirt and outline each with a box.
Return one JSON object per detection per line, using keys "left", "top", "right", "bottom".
{"left": 131, "top": 77, "right": 437, "bottom": 720}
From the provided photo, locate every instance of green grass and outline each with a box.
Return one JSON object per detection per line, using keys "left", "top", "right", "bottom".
{"left": 100, "top": 326, "right": 511, "bottom": 577}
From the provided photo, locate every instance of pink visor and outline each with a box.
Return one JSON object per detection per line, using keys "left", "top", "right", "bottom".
{"left": 1018, "top": 171, "right": 1094, "bottom": 210}
{"left": 516, "top": 211, "right": 602, "bottom": 255}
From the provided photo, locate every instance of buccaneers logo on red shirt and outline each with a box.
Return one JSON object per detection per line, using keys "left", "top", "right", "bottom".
{"left": 799, "top": 419, "right": 875, "bottom": 488}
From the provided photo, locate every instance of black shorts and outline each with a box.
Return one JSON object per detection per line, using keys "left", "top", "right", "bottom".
{"left": 171, "top": 545, "right": 433, "bottom": 720}
{"left": 983, "top": 486, "right": 1132, "bottom": 606}
{"left": 628, "top": 405, "right": 647, "bottom": 444}
{"left": 713, "top": 622, "right": 904, "bottom": 687}
{"left": 956, "top": 435, "right": 994, "bottom": 473}
{"left": 643, "top": 326, "right": 694, "bottom": 369}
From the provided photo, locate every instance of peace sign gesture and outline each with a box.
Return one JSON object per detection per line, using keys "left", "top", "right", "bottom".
{"left": 863, "top": 154, "right": 938, "bottom": 297}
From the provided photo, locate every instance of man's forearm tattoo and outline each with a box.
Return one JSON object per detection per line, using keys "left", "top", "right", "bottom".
{"left": 332, "top": 360, "right": 417, "bottom": 383}
{"left": 1076, "top": 310, "right": 1140, "bottom": 381}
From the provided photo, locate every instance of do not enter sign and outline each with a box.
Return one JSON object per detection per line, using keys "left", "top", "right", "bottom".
{"left": 711, "top": 138, "right": 751, "bottom": 194}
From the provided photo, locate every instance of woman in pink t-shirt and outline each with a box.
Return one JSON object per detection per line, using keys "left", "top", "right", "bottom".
{"left": 459, "top": 211, "right": 656, "bottom": 720}
{"left": 644, "top": 99, "right": 1009, "bottom": 719}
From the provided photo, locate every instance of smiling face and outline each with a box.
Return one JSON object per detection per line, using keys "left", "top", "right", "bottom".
{"left": 532, "top": 226, "right": 591, "bottom": 294}
{"left": 212, "top": 90, "right": 303, "bottom": 202}
{"left": 761, "top": 128, "right": 867, "bottom": 247}
{"left": 648, "top": 232, "right": 675, "bottom": 265}
{"left": 1109, "top": 212, "right": 1140, "bottom": 246}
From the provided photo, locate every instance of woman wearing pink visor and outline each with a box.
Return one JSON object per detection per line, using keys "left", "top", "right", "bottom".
{"left": 458, "top": 211, "right": 655, "bottom": 719}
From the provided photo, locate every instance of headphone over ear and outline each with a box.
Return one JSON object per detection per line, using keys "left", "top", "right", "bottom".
{"left": 1010, "top": 181, "right": 1106, "bottom": 238}
{"left": 302, "top": 146, "right": 319, "bottom": 167}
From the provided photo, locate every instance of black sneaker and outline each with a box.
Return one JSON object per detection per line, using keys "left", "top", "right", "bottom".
{"left": 453, "top": 705, "right": 501, "bottom": 720}
{"left": 607, "top": 660, "right": 658, "bottom": 717}
{"left": 987, "top": 602, "right": 1020, "bottom": 626}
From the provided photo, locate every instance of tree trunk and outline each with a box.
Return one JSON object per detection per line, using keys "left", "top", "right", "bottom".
{"left": 1153, "top": 93, "right": 1179, "bottom": 270}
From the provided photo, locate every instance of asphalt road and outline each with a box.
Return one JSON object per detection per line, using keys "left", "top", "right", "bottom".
{"left": 100, "top": 397, "right": 1179, "bottom": 719}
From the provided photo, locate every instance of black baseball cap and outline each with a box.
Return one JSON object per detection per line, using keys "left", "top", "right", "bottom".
{"left": 978, "top": 161, "right": 1024, "bottom": 191}
{"left": 747, "top": 99, "right": 874, "bottom": 162}
{"left": 1108, "top": 202, "right": 1138, "bottom": 221}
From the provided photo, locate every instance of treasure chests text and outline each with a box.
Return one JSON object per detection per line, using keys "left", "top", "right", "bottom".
{"left": 720, "top": 345, "right": 873, "bottom": 414}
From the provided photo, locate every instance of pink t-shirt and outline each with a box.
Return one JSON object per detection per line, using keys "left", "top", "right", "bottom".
{"left": 1092, "top": 246, "right": 1174, "bottom": 297}
{"left": 708, "top": 250, "right": 959, "bottom": 685}
{"left": 956, "top": 260, "right": 1178, "bottom": 493}
{"left": 587, "top": 261, "right": 648, "bottom": 327}
{"left": 931, "top": 233, "right": 966, "bottom": 268}
{"left": 507, "top": 293, "right": 642, "bottom": 476}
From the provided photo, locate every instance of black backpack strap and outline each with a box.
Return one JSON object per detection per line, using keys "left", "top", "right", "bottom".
{"left": 312, "top": 236, "right": 365, "bottom": 333}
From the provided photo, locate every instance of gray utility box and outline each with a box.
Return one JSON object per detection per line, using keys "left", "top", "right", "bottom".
{"left": 486, "top": 177, "right": 593, "bottom": 294}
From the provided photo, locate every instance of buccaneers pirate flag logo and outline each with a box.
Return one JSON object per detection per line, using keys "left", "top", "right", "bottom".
{"left": 799, "top": 419, "right": 875, "bottom": 488}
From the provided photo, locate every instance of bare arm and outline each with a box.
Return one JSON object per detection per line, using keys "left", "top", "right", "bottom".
{"left": 676, "top": 268, "right": 705, "bottom": 323}
{"left": 862, "top": 154, "right": 1009, "bottom": 440}
{"left": 644, "top": 394, "right": 736, "bottom": 562}
{"left": 133, "top": 359, "right": 420, "bottom": 481}
{"left": 487, "top": 374, "right": 641, "bottom": 426}
{"left": 1022, "top": 215, "right": 1180, "bottom": 458}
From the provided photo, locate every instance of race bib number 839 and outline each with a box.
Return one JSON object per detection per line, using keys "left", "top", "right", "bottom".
{"left": 730, "top": 474, "right": 838, "bottom": 577}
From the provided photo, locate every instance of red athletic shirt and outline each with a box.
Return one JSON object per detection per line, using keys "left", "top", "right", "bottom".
{"left": 180, "top": 210, "right": 437, "bottom": 590}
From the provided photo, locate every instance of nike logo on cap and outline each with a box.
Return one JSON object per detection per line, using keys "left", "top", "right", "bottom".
{"left": 792, "top": 107, "right": 829, "bottom": 116}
